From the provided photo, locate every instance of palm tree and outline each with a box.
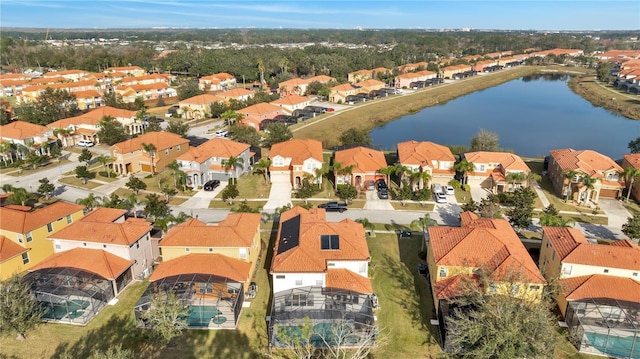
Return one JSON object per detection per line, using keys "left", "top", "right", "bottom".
{"left": 409, "top": 168, "right": 431, "bottom": 191}
{"left": 167, "top": 160, "right": 181, "bottom": 188}
{"left": 579, "top": 175, "right": 597, "bottom": 205}
{"left": 313, "top": 162, "right": 330, "bottom": 189}
{"left": 337, "top": 164, "right": 355, "bottom": 188}
{"left": 222, "top": 155, "right": 244, "bottom": 185}
{"left": 378, "top": 165, "right": 395, "bottom": 187}
{"left": 141, "top": 142, "right": 157, "bottom": 176}
{"left": 562, "top": 170, "right": 579, "bottom": 201}
{"left": 96, "top": 154, "right": 112, "bottom": 178}
{"left": 393, "top": 164, "right": 409, "bottom": 188}
{"left": 0, "top": 142, "right": 14, "bottom": 166}
{"left": 221, "top": 110, "right": 241, "bottom": 125}
{"left": 624, "top": 167, "right": 640, "bottom": 201}
{"left": 257, "top": 58, "right": 266, "bottom": 85}
{"left": 7, "top": 187, "right": 30, "bottom": 206}
{"left": 356, "top": 218, "right": 376, "bottom": 238}
{"left": 253, "top": 158, "right": 272, "bottom": 185}
{"left": 505, "top": 172, "right": 525, "bottom": 192}
{"left": 454, "top": 159, "right": 474, "bottom": 187}
{"left": 125, "top": 192, "right": 139, "bottom": 218}
{"left": 76, "top": 193, "right": 98, "bottom": 211}
{"left": 411, "top": 213, "right": 437, "bottom": 252}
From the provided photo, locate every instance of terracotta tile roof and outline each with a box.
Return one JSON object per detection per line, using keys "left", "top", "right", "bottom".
{"left": 354, "top": 79, "right": 385, "bottom": 88}
{"left": 269, "top": 139, "right": 323, "bottom": 166}
{"left": 549, "top": 148, "right": 623, "bottom": 178}
{"left": 459, "top": 211, "right": 479, "bottom": 226}
{"left": 200, "top": 72, "right": 235, "bottom": 81}
{"left": 0, "top": 235, "right": 27, "bottom": 262}
{"left": 271, "top": 95, "right": 310, "bottom": 106}
{"left": 150, "top": 253, "right": 250, "bottom": 282}
{"left": 271, "top": 207, "right": 370, "bottom": 273}
{"left": 559, "top": 275, "right": 640, "bottom": 303}
{"left": 105, "top": 66, "right": 144, "bottom": 72}
{"left": 160, "top": 213, "right": 260, "bottom": 248}
{"left": 542, "top": 227, "right": 588, "bottom": 259}
{"left": 463, "top": 151, "right": 530, "bottom": 172}
{"left": 306, "top": 75, "right": 335, "bottom": 83}
{"left": 397, "top": 140, "right": 455, "bottom": 167}
{"left": 29, "top": 248, "right": 133, "bottom": 280}
{"left": 72, "top": 90, "right": 102, "bottom": 99}
{"left": 179, "top": 94, "right": 224, "bottom": 105}
{"left": 434, "top": 275, "right": 479, "bottom": 299}
{"left": 177, "top": 137, "right": 249, "bottom": 164}
{"left": 623, "top": 153, "right": 640, "bottom": 170}
{"left": 326, "top": 268, "right": 373, "bottom": 294}
{"left": 0, "top": 120, "right": 49, "bottom": 140}
{"left": 49, "top": 216, "right": 151, "bottom": 246}
{"left": 395, "top": 70, "right": 437, "bottom": 79}
{"left": 335, "top": 146, "right": 387, "bottom": 173}
{"left": 279, "top": 78, "right": 309, "bottom": 88}
{"left": 610, "top": 239, "right": 640, "bottom": 249}
{"left": 112, "top": 131, "right": 188, "bottom": 153}
{"left": 81, "top": 208, "right": 127, "bottom": 223}
{"left": 116, "top": 82, "right": 169, "bottom": 92}
{"left": 80, "top": 106, "right": 136, "bottom": 120}
{"left": 331, "top": 84, "right": 356, "bottom": 92}
{"left": 219, "top": 88, "right": 253, "bottom": 98}
{"left": 238, "top": 102, "right": 282, "bottom": 116}
{"left": 0, "top": 201, "right": 84, "bottom": 234}
{"left": 429, "top": 214, "right": 544, "bottom": 284}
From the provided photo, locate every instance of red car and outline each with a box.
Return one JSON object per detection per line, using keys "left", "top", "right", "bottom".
{"left": 325, "top": 107, "right": 335, "bottom": 112}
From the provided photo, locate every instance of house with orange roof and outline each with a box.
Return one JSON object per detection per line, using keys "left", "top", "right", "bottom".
{"left": 461, "top": 151, "right": 531, "bottom": 193}
{"left": 177, "top": 137, "right": 251, "bottom": 186}
{"left": 347, "top": 69, "right": 374, "bottom": 83}
{"left": 472, "top": 59, "right": 499, "bottom": 72}
{"left": 178, "top": 94, "right": 224, "bottom": 120}
{"left": 329, "top": 83, "right": 357, "bottom": 103}
{"left": 0, "top": 78, "right": 30, "bottom": 97}
{"left": 539, "top": 227, "right": 640, "bottom": 358}
{"left": 237, "top": 102, "right": 283, "bottom": 130}
{"left": 48, "top": 106, "right": 140, "bottom": 147}
{"left": 269, "top": 139, "right": 324, "bottom": 189}
{"left": 397, "top": 140, "right": 456, "bottom": 189}
{"left": 334, "top": 146, "right": 387, "bottom": 190}
{"left": 394, "top": 70, "right": 437, "bottom": 88}
{"left": 110, "top": 131, "right": 189, "bottom": 176}
{"left": 442, "top": 64, "right": 474, "bottom": 79}
{"left": 305, "top": 74, "right": 336, "bottom": 84}
{"left": 104, "top": 66, "right": 146, "bottom": 77}
{"left": 47, "top": 207, "right": 154, "bottom": 279}
{"left": 354, "top": 79, "right": 386, "bottom": 93}
{"left": 0, "top": 201, "right": 85, "bottom": 279}
{"left": 0, "top": 120, "right": 57, "bottom": 158}
{"left": 622, "top": 153, "right": 640, "bottom": 202}
{"left": 115, "top": 82, "right": 177, "bottom": 104}
{"left": 42, "top": 69, "right": 91, "bottom": 82}
{"left": 118, "top": 73, "right": 171, "bottom": 87}
{"left": 199, "top": 72, "right": 237, "bottom": 92}
{"left": 270, "top": 94, "right": 311, "bottom": 113}
{"left": 595, "top": 50, "right": 640, "bottom": 61}
{"left": 72, "top": 89, "right": 103, "bottom": 110}
{"left": 269, "top": 206, "right": 376, "bottom": 347}
{"left": 397, "top": 61, "right": 429, "bottom": 73}
{"left": 548, "top": 148, "right": 624, "bottom": 204}
{"left": 218, "top": 88, "right": 254, "bottom": 103}
{"left": 25, "top": 247, "right": 134, "bottom": 324}
{"left": 278, "top": 77, "right": 310, "bottom": 96}
{"left": 17, "top": 78, "right": 104, "bottom": 105}
{"left": 427, "top": 212, "right": 545, "bottom": 336}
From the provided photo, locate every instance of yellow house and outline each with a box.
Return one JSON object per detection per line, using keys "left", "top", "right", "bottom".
{"left": 158, "top": 213, "right": 262, "bottom": 287}
{"left": 110, "top": 131, "right": 190, "bottom": 176}
{"left": 0, "top": 201, "right": 85, "bottom": 279}
{"left": 427, "top": 211, "right": 545, "bottom": 316}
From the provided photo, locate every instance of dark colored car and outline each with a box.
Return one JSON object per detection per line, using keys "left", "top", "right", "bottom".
{"left": 376, "top": 179, "right": 388, "bottom": 191}
{"left": 317, "top": 201, "right": 348, "bottom": 213}
{"left": 203, "top": 180, "right": 220, "bottom": 191}
{"left": 378, "top": 188, "right": 389, "bottom": 199}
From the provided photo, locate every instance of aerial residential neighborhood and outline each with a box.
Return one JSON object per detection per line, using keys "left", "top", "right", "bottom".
{"left": 0, "top": 6, "right": 639, "bottom": 359}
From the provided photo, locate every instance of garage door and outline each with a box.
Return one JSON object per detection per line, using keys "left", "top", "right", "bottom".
{"left": 599, "top": 189, "right": 619, "bottom": 198}
{"left": 140, "top": 164, "right": 152, "bottom": 173}
{"left": 270, "top": 171, "right": 291, "bottom": 184}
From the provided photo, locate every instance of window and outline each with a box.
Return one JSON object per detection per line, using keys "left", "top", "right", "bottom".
{"left": 359, "top": 263, "right": 367, "bottom": 274}
{"left": 562, "top": 265, "right": 573, "bottom": 276}
{"left": 276, "top": 275, "right": 285, "bottom": 279}
{"left": 227, "top": 283, "right": 241, "bottom": 294}
{"left": 285, "top": 294, "right": 313, "bottom": 307}
{"left": 66, "top": 215, "right": 72, "bottom": 224}
{"left": 489, "top": 283, "right": 497, "bottom": 294}
{"left": 185, "top": 248, "right": 190, "bottom": 252}
{"left": 603, "top": 269, "right": 609, "bottom": 273}
{"left": 510, "top": 284, "right": 520, "bottom": 296}
{"left": 273, "top": 157, "right": 284, "bottom": 166}
{"left": 103, "top": 244, "right": 107, "bottom": 249}
{"left": 177, "top": 145, "right": 181, "bottom": 151}
{"left": 439, "top": 267, "right": 447, "bottom": 278}
{"left": 633, "top": 272, "right": 638, "bottom": 277}
{"left": 316, "top": 279, "right": 323, "bottom": 286}
{"left": 208, "top": 248, "right": 213, "bottom": 252}
{"left": 529, "top": 285, "right": 541, "bottom": 291}
{"left": 327, "top": 262, "right": 336, "bottom": 267}
{"left": 17, "top": 234, "right": 23, "bottom": 243}
{"left": 47, "top": 223, "right": 53, "bottom": 233}
{"left": 199, "top": 283, "right": 213, "bottom": 294}
{"left": 26, "top": 232, "right": 33, "bottom": 242}
{"left": 239, "top": 248, "right": 247, "bottom": 259}
{"left": 55, "top": 244, "right": 61, "bottom": 250}
{"left": 21, "top": 253, "right": 29, "bottom": 264}
{"left": 320, "top": 235, "right": 339, "bottom": 250}
{"left": 606, "top": 173, "right": 618, "bottom": 181}
{"left": 295, "top": 279, "right": 303, "bottom": 286}
{"left": 164, "top": 149, "right": 169, "bottom": 155}
{"left": 136, "top": 242, "right": 140, "bottom": 249}
{"left": 572, "top": 175, "right": 583, "bottom": 183}
{"left": 83, "top": 242, "right": 87, "bottom": 247}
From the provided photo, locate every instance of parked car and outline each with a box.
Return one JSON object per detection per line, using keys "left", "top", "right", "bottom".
{"left": 165, "top": 105, "right": 179, "bottom": 117}
{"left": 317, "top": 201, "right": 348, "bottom": 213}
{"left": 365, "top": 180, "right": 376, "bottom": 191}
{"left": 203, "top": 180, "right": 221, "bottom": 191}
{"left": 431, "top": 183, "right": 443, "bottom": 194}
{"left": 324, "top": 107, "right": 335, "bottom": 112}
{"left": 376, "top": 179, "right": 388, "bottom": 191}
{"left": 77, "top": 139, "right": 95, "bottom": 147}
{"left": 434, "top": 191, "right": 447, "bottom": 203}
{"left": 378, "top": 188, "right": 389, "bottom": 199}
{"left": 214, "top": 130, "right": 228, "bottom": 137}
{"left": 445, "top": 185, "right": 455, "bottom": 195}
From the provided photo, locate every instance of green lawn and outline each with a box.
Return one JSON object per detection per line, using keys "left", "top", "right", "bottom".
{"left": 390, "top": 201, "right": 435, "bottom": 211}
{"left": 209, "top": 199, "right": 267, "bottom": 210}
{"left": 216, "top": 174, "right": 271, "bottom": 200}
{"left": 57, "top": 176, "right": 103, "bottom": 189}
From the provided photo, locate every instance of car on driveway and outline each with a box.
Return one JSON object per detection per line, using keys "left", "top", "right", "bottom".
{"left": 317, "top": 201, "right": 348, "bottom": 213}
{"left": 365, "top": 180, "right": 376, "bottom": 191}
{"left": 203, "top": 180, "right": 221, "bottom": 191}
{"left": 214, "top": 130, "right": 228, "bottom": 137}
{"left": 376, "top": 179, "right": 388, "bottom": 191}
{"left": 77, "top": 139, "right": 95, "bottom": 147}
{"left": 378, "top": 188, "right": 389, "bottom": 199}
{"left": 434, "top": 191, "right": 447, "bottom": 203}
{"left": 445, "top": 185, "right": 455, "bottom": 195}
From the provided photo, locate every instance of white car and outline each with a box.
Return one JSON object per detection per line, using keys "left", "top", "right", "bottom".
{"left": 214, "top": 130, "right": 228, "bottom": 137}
{"left": 77, "top": 139, "right": 95, "bottom": 147}
{"left": 434, "top": 191, "right": 447, "bottom": 203}
{"left": 445, "top": 185, "right": 455, "bottom": 195}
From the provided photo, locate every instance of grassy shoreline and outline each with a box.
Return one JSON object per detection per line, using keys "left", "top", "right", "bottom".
{"left": 293, "top": 65, "right": 637, "bottom": 148}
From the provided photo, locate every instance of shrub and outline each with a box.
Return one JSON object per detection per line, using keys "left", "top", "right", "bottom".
{"left": 449, "top": 179, "right": 461, "bottom": 189}
{"left": 464, "top": 184, "right": 471, "bottom": 192}
{"left": 418, "top": 250, "right": 427, "bottom": 260}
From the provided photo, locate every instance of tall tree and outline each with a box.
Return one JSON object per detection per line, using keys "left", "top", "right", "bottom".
{"left": 75, "top": 165, "right": 94, "bottom": 184}
{"left": 629, "top": 137, "right": 640, "bottom": 154}
{"left": 411, "top": 213, "right": 437, "bottom": 250}
{"left": 176, "top": 79, "right": 204, "bottom": 100}
{"left": 96, "top": 154, "right": 113, "bottom": 178}
{"left": 37, "top": 177, "right": 55, "bottom": 200}
{"left": 505, "top": 172, "right": 525, "bottom": 192}
{"left": 221, "top": 109, "right": 243, "bottom": 126}
{"left": 228, "top": 124, "right": 261, "bottom": 147}
{"left": 623, "top": 166, "right": 640, "bottom": 202}
{"left": 579, "top": 175, "right": 597, "bottom": 205}
{"left": 336, "top": 183, "right": 357, "bottom": 204}
{"left": 265, "top": 123, "right": 293, "bottom": 147}
{"left": 0, "top": 274, "right": 44, "bottom": 340}
{"left": 97, "top": 116, "right": 128, "bottom": 145}
{"left": 221, "top": 183, "right": 239, "bottom": 205}
{"left": 356, "top": 217, "right": 376, "bottom": 238}
{"left": 339, "top": 127, "right": 372, "bottom": 147}
{"left": 125, "top": 175, "right": 147, "bottom": 194}
{"left": 253, "top": 158, "right": 271, "bottom": 185}
{"left": 143, "top": 193, "right": 170, "bottom": 220}
{"left": 470, "top": 128, "right": 500, "bottom": 152}
{"left": 506, "top": 187, "right": 536, "bottom": 230}
{"left": 140, "top": 291, "right": 188, "bottom": 347}
{"left": 78, "top": 148, "right": 93, "bottom": 166}
{"left": 141, "top": 142, "right": 157, "bottom": 176}
{"left": 0, "top": 142, "right": 14, "bottom": 166}
{"left": 454, "top": 159, "right": 474, "bottom": 187}
{"left": 622, "top": 213, "right": 640, "bottom": 242}
{"left": 165, "top": 120, "right": 190, "bottom": 137}
{"left": 222, "top": 155, "right": 244, "bottom": 185}
{"left": 76, "top": 193, "right": 99, "bottom": 211}
{"left": 15, "top": 88, "right": 80, "bottom": 125}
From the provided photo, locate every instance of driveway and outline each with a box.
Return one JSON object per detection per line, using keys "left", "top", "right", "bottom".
{"left": 179, "top": 181, "right": 228, "bottom": 209}
{"left": 432, "top": 194, "right": 463, "bottom": 226}
{"left": 263, "top": 180, "right": 292, "bottom": 212}
{"left": 597, "top": 199, "right": 632, "bottom": 229}
{"left": 470, "top": 186, "right": 491, "bottom": 203}
{"left": 363, "top": 189, "right": 394, "bottom": 210}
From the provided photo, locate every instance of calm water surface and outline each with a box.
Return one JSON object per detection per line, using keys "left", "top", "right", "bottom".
{"left": 370, "top": 74, "right": 640, "bottom": 159}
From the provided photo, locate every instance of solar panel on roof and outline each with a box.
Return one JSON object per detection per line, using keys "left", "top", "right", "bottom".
{"left": 320, "top": 234, "right": 339, "bottom": 250}
{"left": 277, "top": 215, "right": 300, "bottom": 255}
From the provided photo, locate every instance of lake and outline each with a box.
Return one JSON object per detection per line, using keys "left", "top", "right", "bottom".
{"left": 370, "top": 74, "right": 640, "bottom": 159}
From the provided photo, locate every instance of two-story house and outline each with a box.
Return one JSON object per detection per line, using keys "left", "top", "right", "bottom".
{"left": 0, "top": 120, "right": 57, "bottom": 159}
{"left": 394, "top": 70, "right": 438, "bottom": 89}
{"left": 270, "top": 95, "right": 311, "bottom": 114}
{"left": 237, "top": 102, "right": 283, "bottom": 131}
{"left": 269, "top": 206, "right": 376, "bottom": 348}
{"left": 199, "top": 72, "right": 236, "bottom": 92}
{"left": 397, "top": 140, "right": 456, "bottom": 189}
{"left": 110, "top": 131, "right": 189, "bottom": 176}
{"left": 177, "top": 137, "right": 251, "bottom": 187}
{"left": 329, "top": 83, "right": 357, "bottom": 103}
{"left": 334, "top": 146, "right": 387, "bottom": 190}
{"left": 218, "top": 88, "right": 254, "bottom": 103}
{"left": 462, "top": 151, "right": 531, "bottom": 193}
{"left": 269, "top": 138, "right": 324, "bottom": 189}
{"left": 547, "top": 148, "right": 624, "bottom": 204}
{"left": 427, "top": 212, "right": 545, "bottom": 349}
{"left": 539, "top": 227, "right": 640, "bottom": 359}
{"left": 0, "top": 201, "right": 85, "bottom": 279}
{"left": 104, "top": 66, "right": 146, "bottom": 77}
{"left": 278, "top": 78, "right": 310, "bottom": 96}
{"left": 622, "top": 153, "right": 640, "bottom": 202}
{"left": 178, "top": 94, "right": 224, "bottom": 120}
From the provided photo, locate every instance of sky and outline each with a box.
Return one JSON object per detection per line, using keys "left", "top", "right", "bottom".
{"left": 1, "top": 1, "right": 638, "bottom": 31}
